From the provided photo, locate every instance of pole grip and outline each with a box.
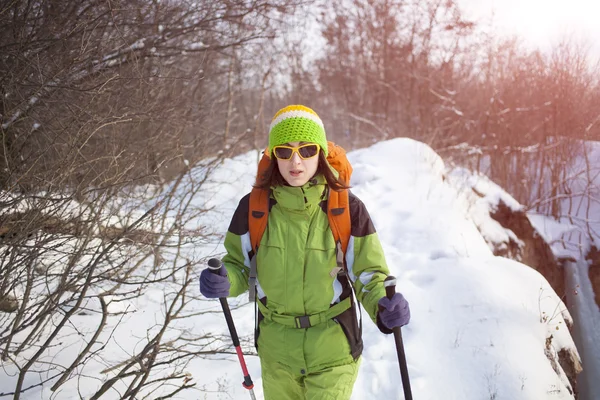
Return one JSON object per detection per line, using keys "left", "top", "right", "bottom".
{"left": 384, "top": 275, "right": 397, "bottom": 299}
{"left": 208, "top": 258, "right": 222, "bottom": 273}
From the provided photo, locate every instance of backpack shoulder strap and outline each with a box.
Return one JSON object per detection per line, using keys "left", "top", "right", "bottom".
{"left": 327, "top": 189, "right": 351, "bottom": 256}
{"left": 248, "top": 187, "right": 269, "bottom": 302}
{"left": 249, "top": 150, "right": 272, "bottom": 251}
{"left": 325, "top": 142, "right": 352, "bottom": 257}
{"left": 247, "top": 151, "right": 272, "bottom": 302}
{"left": 249, "top": 187, "right": 269, "bottom": 251}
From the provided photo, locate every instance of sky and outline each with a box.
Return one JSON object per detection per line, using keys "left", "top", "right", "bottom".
{"left": 4, "top": 138, "right": 600, "bottom": 399}
{"left": 458, "top": 0, "right": 600, "bottom": 57}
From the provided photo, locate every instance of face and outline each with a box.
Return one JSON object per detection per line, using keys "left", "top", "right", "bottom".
{"left": 274, "top": 141, "right": 320, "bottom": 187}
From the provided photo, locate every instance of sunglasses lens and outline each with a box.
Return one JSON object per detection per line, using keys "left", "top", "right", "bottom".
{"left": 299, "top": 144, "right": 319, "bottom": 158}
{"left": 274, "top": 147, "right": 293, "bottom": 159}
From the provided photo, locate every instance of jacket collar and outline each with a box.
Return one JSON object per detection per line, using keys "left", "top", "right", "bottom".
{"left": 272, "top": 175, "right": 327, "bottom": 211}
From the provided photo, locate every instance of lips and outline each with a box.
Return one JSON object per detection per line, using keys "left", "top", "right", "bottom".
{"left": 289, "top": 170, "right": 303, "bottom": 177}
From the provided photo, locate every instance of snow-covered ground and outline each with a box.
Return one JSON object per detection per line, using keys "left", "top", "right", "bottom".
{"left": 0, "top": 138, "right": 582, "bottom": 399}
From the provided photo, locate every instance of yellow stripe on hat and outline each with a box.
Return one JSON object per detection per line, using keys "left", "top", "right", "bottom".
{"left": 269, "top": 106, "right": 324, "bottom": 133}
{"left": 271, "top": 105, "right": 319, "bottom": 121}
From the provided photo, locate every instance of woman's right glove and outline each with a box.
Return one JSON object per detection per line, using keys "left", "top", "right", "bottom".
{"left": 199, "top": 265, "right": 230, "bottom": 298}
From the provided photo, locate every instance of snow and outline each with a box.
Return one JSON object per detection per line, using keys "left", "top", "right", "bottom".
{"left": 527, "top": 215, "right": 581, "bottom": 260}
{"left": 186, "top": 42, "right": 207, "bottom": 50}
{"left": 0, "top": 139, "right": 580, "bottom": 399}
{"left": 446, "top": 167, "right": 526, "bottom": 254}
{"left": 347, "top": 139, "right": 576, "bottom": 399}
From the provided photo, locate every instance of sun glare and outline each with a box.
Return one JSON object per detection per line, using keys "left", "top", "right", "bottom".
{"left": 460, "top": 0, "right": 600, "bottom": 53}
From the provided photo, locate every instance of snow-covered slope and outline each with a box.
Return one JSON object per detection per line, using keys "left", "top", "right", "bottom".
{"left": 348, "top": 139, "right": 577, "bottom": 400}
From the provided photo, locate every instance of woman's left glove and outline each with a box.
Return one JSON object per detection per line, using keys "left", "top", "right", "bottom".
{"left": 199, "top": 266, "right": 230, "bottom": 298}
{"left": 378, "top": 293, "right": 410, "bottom": 330}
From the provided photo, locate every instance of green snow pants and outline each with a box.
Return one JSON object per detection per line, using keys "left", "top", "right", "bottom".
{"left": 260, "top": 357, "right": 361, "bottom": 400}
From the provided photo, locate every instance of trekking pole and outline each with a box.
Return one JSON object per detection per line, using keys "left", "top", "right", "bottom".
{"left": 208, "top": 258, "right": 256, "bottom": 400}
{"left": 384, "top": 275, "right": 413, "bottom": 400}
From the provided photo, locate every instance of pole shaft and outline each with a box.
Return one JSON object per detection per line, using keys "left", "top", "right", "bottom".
{"left": 393, "top": 327, "right": 413, "bottom": 400}
{"left": 217, "top": 296, "right": 256, "bottom": 397}
{"left": 384, "top": 276, "right": 413, "bottom": 400}
{"left": 219, "top": 298, "right": 240, "bottom": 346}
{"left": 207, "top": 259, "right": 255, "bottom": 399}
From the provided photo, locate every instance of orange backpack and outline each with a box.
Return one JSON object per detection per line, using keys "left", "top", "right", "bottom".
{"left": 248, "top": 141, "right": 353, "bottom": 256}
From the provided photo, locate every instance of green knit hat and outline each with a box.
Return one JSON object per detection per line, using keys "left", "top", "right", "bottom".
{"left": 268, "top": 105, "right": 328, "bottom": 157}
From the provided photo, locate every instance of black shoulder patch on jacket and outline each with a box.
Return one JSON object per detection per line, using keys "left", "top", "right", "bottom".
{"left": 349, "top": 191, "right": 376, "bottom": 237}
{"left": 228, "top": 192, "right": 277, "bottom": 235}
{"left": 228, "top": 193, "right": 250, "bottom": 235}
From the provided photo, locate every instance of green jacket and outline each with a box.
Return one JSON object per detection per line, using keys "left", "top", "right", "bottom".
{"left": 222, "top": 176, "right": 390, "bottom": 374}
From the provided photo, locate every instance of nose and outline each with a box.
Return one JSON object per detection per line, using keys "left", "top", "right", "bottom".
{"left": 291, "top": 152, "right": 302, "bottom": 164}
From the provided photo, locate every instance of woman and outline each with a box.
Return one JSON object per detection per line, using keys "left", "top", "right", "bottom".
{"left": 200, "top": 105, "right": 410, "bottom": 399}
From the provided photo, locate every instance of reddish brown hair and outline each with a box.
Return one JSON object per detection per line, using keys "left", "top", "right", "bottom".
{"left": 254, "top": 151, "right": 350, "bottom": 191}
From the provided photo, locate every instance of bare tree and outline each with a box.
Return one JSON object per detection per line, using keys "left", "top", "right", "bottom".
{"left": 315, "top": 0, "right": 474, "bottom": 149}
{"left": 0, "top": 0, "right": 311, "bottom": 398}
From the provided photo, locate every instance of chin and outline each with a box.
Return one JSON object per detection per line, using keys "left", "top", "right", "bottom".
{"left": 286, "top": 176, "right": 308, "bottom": 186}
